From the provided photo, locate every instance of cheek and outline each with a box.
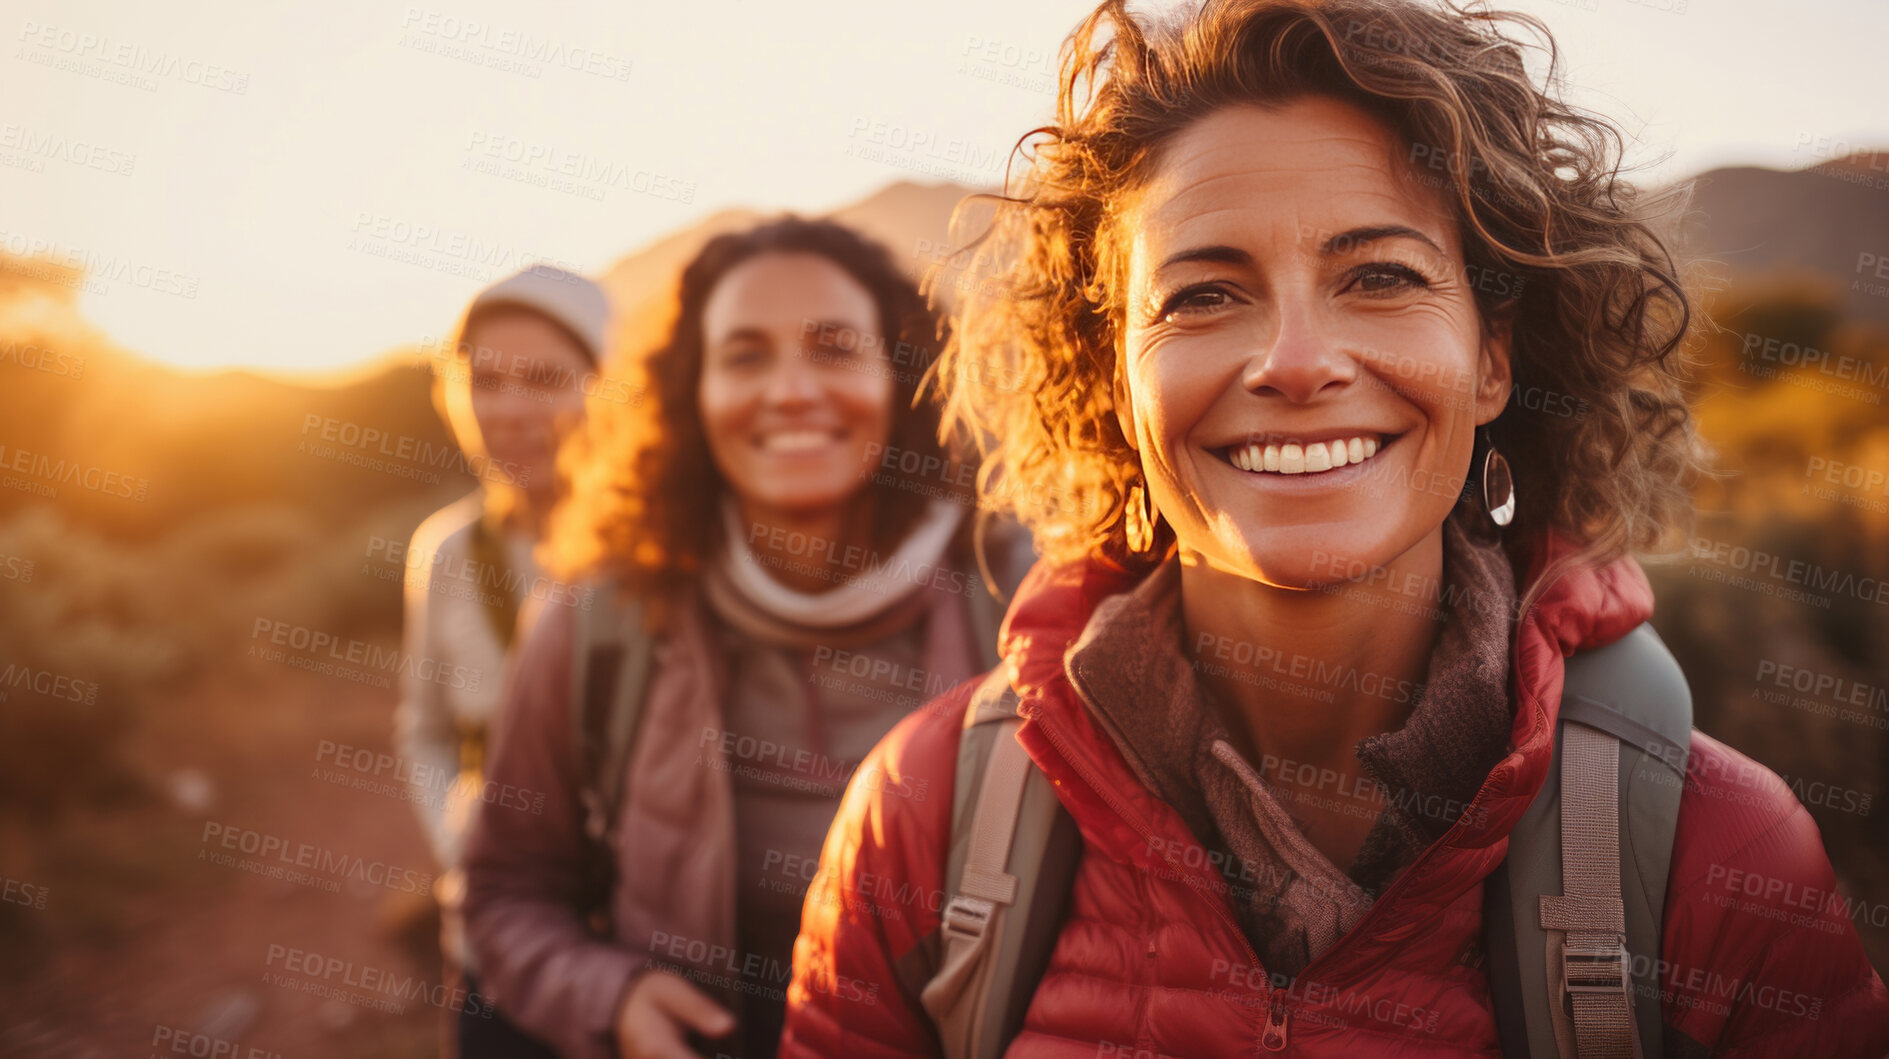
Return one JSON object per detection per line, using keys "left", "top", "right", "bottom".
{"left": 467, "top": 388, "right": 505, "bottom": 429}
{"left": 1356, "top": 321, "right": 1483, "bottom": 417}
{"left": 549, "top": 388, "right": 588, "bottom": 424}
{"left": 835, "top": 368, "right": 895, "bottom": 436}
{"left": 696, "top": 374, "right": 748, "bottom": 439}
{"left": 1136, "top": 336, "right": 1228, "bottom": 446}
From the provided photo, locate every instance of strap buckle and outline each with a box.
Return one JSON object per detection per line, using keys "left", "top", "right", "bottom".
{"left": 1562, "top": 933, "right": 1630, "bottom": 995}
{"left": 941, "top": 894, "right": 995, "bottom": 943}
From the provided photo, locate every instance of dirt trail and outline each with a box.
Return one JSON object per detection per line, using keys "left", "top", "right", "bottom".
{"left": 1, "top": 652, "right": 449, "bottom": 1058}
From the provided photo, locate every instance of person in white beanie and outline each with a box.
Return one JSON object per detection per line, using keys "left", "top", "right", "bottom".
{"left": 394, "top": 264, "right": 614, "bottom": 1058}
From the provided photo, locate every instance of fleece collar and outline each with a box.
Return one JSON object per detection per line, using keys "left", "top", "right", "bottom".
{"left": 999, "top": 519, "right": 1652, "bottom": 980}
{"left": 1059, "top": 509, "right": 1519, "bottom": 977}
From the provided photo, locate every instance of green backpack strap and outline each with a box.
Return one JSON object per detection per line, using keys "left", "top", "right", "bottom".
{"left": 1486, "top": 621, "right": 1693, "bottom": 1058}
{"left": 923, "top": 668, "right": 1081, "bottom": 1059}
{"left": 569, "top": 580, "right": 654, "bottom": 908}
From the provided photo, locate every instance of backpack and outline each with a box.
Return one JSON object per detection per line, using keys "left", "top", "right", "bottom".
{"left": 928, "top": 621, "right": 1693, "bottom": 1059}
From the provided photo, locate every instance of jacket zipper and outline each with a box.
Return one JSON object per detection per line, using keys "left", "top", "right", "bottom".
{"left": 1027, "top": 699, "right": 1275, "bottom": 1043}
{"left": 1248, "top": 566, "right": 1571, "bottom": 1046}
{"left": 1263, "top": 986, "right": 1290, "bottom": 1051}
{"left": 1022, "top": 564, "right": 1573, "bottom": 1054}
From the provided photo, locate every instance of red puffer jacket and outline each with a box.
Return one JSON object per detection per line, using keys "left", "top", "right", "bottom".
{"left": 779, "top": 536, "right": 1889, "bottom": 1057}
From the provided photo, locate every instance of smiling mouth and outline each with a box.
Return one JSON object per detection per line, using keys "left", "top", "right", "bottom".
{"left": 756, "top": 428, "right": 846, "bottom": 454}
{"left": 1214, "top": 433, "right": 1399, "bottom": 476}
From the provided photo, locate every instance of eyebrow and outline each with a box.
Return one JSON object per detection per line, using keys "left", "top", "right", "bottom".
{"left": 713, "top": 326, "right": 773, "bottom": 350}
{"left": 1155, "top": 224, "right": 1445, "bottom": 274}
{"left": 1321, "top": 224, "right": 1443, "bottom": 256}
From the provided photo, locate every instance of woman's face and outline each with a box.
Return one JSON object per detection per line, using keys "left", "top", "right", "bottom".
{"left": 452, "top": 309, "right": 593, "bottom": 499}
{"left": 697, "top": 251, "right": 895, "bottom": 525}
{"left": 1114, "top": 96, "right": 1511, "bottom": 588}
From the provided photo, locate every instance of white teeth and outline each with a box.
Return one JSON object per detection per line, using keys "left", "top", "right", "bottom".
{"left": 764, "top": 430, "right": 837, "bottom": 452}
{"left": 1228, "top": 435, "right": 1385, "bottom": 476}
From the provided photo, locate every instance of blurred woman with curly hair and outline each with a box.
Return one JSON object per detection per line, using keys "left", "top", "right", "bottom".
{"left": 461, "top": 216, "right": 1035, "bottom": 1059}
{"left": 781, "top": 1, "right": 1889, "bottom": 1056}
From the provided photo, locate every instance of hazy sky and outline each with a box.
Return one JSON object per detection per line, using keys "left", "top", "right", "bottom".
{"left": 5, "top": 0, "right": 1885, "bottom": 376}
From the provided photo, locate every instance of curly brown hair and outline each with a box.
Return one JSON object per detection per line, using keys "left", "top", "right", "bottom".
{"left": 927, "top": 0, "right": 1706, "bottom": 604}
{"left": 551, "top": 215, "right": 970, "bottom": 610}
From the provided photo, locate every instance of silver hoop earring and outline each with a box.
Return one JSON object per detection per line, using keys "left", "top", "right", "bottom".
{"left": 1481, "top": 429, "right": 1515, "bottom": 527}
{"left": 1125, "top": 480, "right": 1156, "bottom": 553}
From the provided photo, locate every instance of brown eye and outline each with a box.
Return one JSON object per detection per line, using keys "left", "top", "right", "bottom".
{"left": 1159, "top": 285, "right": 1233, "bottom": 321}
{"left": 1350, "top": 263, "right": 1430, "bottom": 295}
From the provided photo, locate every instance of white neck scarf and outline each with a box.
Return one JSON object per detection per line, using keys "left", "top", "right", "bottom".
{"left": 716, "top": 494, "right": 965, "bottom": 629}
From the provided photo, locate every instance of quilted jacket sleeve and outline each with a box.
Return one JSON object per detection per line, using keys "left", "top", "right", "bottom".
{"left": 1659, "top": 730, "right": 1889, "bottom": 1057}
{"left": 777, "top": 684, "right": 976, "bottom": 1058}
{"left": 461, "top": 599, "right": 646, "bottom": 1059}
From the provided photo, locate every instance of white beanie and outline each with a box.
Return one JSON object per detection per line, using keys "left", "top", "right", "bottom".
{"left": 465, "top": 265, "right": 612, "bottom": 364}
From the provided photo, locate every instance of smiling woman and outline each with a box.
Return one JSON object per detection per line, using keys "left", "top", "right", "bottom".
{"left": 458, "top": 217, "right": 1036, "bottom": 1059}
{"left": 779, "top": 1, "right": 1889, "bottom": 1057}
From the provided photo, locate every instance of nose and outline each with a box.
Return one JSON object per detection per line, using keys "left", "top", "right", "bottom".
{"left": 1240, "top": 299, "right": 1357, "bottom": 403}
{"left": 762, "top": 351, "right": 822, "bottom": 408}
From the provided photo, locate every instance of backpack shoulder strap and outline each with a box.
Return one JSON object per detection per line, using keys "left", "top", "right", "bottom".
{"left": 922, "top": 668, "right": 1080, "bottom": 1059}
{"left": 1486, "top": 621, "right": 1693, "bottom": 1059}
{"left": 570, "top": 581, "right": 655, "bottom": 849}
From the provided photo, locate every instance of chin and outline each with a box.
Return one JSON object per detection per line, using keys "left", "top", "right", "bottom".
{"left": 758, "top": 480, "right": 859, "bottom": 518}
{"left": 1219, "top": 523, "right": 1415, "bottom": 590}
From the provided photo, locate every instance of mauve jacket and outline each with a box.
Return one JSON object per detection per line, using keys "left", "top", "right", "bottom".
{"left": 461, "top": 570, "right": 986, "bottom": 1059}
{"left": 779, "top": 533, "right": 1889, "bottom": 1057}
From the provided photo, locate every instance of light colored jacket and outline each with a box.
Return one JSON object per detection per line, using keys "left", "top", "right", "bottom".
{"left": 393, "top": 489, "right": 543, "bottom": 970}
